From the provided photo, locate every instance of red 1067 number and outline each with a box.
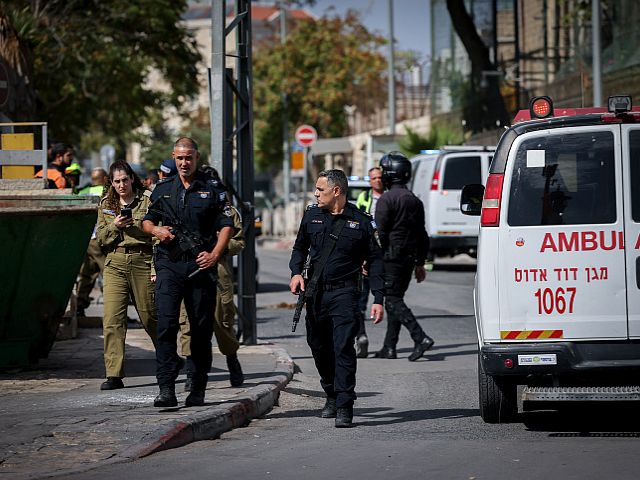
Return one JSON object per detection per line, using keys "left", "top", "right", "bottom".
{"left": 534, "top": 287, "right": 576, "bottom": 315}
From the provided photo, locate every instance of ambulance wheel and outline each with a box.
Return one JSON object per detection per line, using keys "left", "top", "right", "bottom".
{"left": 478, "top": 354, "right": 517, "bottom": 423}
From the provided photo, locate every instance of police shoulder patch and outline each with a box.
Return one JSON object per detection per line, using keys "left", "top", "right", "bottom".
{"left": 222, "top": 206, "right": 233, "bottom": 217}
{"left": 207, "top": 178, "right": 220, "bottom": 187}
{"left": 305, "top": 203, "right": 317, "bottom": 211}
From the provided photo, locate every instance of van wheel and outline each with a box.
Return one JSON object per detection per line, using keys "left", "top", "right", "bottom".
{"left": 478, "top": 354, "right": 517, "bottom": 423}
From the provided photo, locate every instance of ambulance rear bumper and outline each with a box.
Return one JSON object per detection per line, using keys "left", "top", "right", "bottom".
{"left": 480, "top": 341, "right": 640, "bottom": 378}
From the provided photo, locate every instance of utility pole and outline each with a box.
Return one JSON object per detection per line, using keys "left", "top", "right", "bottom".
{"left": 210, "top": 0, "right": 257, "bottom": 345}
{"left": 592, "top": 0, "right": 602, "bottom": 107}
{"left": 387, "top": 0, "right": 396, "bottom": 136}
{"left": 280, "top": 3, "right": 291, "bottom": 220}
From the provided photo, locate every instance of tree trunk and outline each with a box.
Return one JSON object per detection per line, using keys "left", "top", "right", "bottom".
{"left": 446, "top": 0, "right": 510, "bottom": 132}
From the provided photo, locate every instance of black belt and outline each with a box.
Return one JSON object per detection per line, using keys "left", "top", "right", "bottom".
{"left": 321, "top": 279, "right": 358, "bottom": 291}
{"left": 113, "top": 245, "right": 153, "bottom": 254}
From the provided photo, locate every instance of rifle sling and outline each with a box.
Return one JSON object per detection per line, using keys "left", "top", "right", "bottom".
{"left": 305, "top": 216, "right": 347, "bottom": 297}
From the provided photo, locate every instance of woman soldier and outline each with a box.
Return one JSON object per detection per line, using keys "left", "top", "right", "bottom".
{"left": 96, "top": 160, "right": 158, "bottom": 390}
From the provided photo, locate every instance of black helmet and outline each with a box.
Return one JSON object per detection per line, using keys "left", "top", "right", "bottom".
{"left": 380, "top": 151, "right": 411, "bottom": 186}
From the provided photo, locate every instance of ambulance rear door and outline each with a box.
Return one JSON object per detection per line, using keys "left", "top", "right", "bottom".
{"left": 497, "top": 125, "right": 627, "bottom": 341}
{"left": 622, "top": 125, "right": 640, "bottom": 338}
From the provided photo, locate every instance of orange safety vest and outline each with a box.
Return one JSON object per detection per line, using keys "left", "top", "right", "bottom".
{"left": 35, "top": 167, "right": 67, "bottom": 189}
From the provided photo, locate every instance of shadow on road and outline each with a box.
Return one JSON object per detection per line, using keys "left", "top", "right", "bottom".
{"left": 432, "top": 263, "right": 477, "bottom": 272}
{"left": 357, "top": 407, "right": 479, "bottom": 426}
{"left": 523, "top": 404, "right": 640, "bottom": 436}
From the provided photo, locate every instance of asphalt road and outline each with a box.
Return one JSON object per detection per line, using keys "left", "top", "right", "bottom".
{"left": 67, "top": 247, "right": 640, "bottom": 480}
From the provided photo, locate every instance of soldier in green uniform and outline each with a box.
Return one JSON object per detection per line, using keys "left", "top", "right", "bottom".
{"left": 96, "top": 160, "right": 158, "bottom": 390}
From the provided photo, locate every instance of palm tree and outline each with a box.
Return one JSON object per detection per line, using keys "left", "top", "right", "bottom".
{"left": 0, "top": 5, "right": 36, "bottom": 121}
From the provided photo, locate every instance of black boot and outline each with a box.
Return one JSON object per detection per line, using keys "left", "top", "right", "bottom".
{"left": 355, "top": 334, "right": 369, "bottom": 358}
{"left": 321, "top": 398, "right": 337, "bottom": 418}
{"left": 154, "top": 385, "right": 177, "bottom": 408}
{"left": 374, "top": 346, "right": 397, "bottom": 359}
{"left": 100, "top": 377, "right": 124, "bottom": 390}
{"left": 227, "top": 354, "right": 244, "bottom": 387}
{"left": 185, "top": 390, "right": 205, "bottom": 407}
{"left": 335, "top": 407, "right": 354, "bottom": 428}
{"left": 408, "top": 335, "right": 435, "bottom": 362}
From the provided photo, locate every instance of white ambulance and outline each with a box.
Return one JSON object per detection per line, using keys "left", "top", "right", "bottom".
{"left": 461, "top": 95, "right": 640, "bottom": 423}
{"left": 411, "top": 146, "right": 494, "bottom": 258}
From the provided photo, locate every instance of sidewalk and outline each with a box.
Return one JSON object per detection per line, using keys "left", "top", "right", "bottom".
{"left": 0, "top": 322, "right": 293, "bottom": 479}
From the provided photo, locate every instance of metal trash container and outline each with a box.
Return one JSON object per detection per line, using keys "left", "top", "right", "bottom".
{"left": 0, "top": 192, "right": 98, "bottom": 369}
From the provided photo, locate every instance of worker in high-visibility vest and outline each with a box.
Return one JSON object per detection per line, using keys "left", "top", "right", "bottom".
{"left": 76, "top": 168, "right": 110, "bottom": 317}
{"left": 34, "top": 143, "right": 73, "bottom": 188}
{"left": 353, "top": 167, "right": 385, "bottom": 358}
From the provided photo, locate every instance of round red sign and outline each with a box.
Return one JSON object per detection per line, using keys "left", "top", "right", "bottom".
{"left": 0, "top": 61, "right": 9, "bottom": 108}
{"left": 295, "top": 124, "right": 317, "bottom": 147}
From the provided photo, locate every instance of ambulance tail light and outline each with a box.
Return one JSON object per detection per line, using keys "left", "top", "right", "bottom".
{"left": 430, "top": 168, "right": 440, "bottom": 191}
{"left": 481, "top": 174, "right": 504, "bottom": 227}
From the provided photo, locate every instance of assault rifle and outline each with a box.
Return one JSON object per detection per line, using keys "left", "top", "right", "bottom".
{"left": 291, "top": 258, "right": 310, "bottom": 333}
{"left": 148, "top": 195, "right": 216, "bottom": 282}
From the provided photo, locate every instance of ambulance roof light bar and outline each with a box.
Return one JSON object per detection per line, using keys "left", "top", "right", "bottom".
{"left": 608, "top": 95, "right": 632, "bottom": 114}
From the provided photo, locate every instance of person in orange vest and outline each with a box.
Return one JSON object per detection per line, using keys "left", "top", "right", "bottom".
{"left": 35, "top": 143, "right": 74, "bottom": 188}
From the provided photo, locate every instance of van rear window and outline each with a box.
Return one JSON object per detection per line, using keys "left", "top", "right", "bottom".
{"left": 442, "top": 156, "right": 481, "bottom": 189}
{"left": 507, "top": 131, "right": 616, "bottom": 226}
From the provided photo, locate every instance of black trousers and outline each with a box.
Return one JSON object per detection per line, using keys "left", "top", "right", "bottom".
{"left": 382, "top": 255, "right": 427, "bottom": 349}
{"left": 155, "top": 255, "right": 216, "bottom": 390}
{"left": 305, "top": 286, "right": 360, "bottom": 408}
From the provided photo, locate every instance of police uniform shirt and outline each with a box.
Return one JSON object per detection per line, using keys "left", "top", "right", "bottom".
{"left": 375, "top": 184, "right": 429, "bottom": 265}
{"left": 143, "top": 172, "right": 234, "bottom": 255}
{"left": 289, "top": 202, "right": 384, "bottom": 304}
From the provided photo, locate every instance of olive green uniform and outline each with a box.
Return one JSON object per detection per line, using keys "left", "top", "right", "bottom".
{"left": 179, "top": 206, "right": 244, "bottom": 356}
{"left": 97, "top": 190, "right": 158, "bottom": 378}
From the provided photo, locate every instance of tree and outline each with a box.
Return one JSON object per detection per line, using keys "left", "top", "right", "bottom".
{"left": 446, "top": 0, "right": 509, "bottom": 133}
{"left": 252, "top": 11, "right": 387, "bottom": 172}
{"left": 398, "top": 124, "right": 464, "bottom": 157}
{"left": 0, "top": 1, "right": 201, "bottom": 148}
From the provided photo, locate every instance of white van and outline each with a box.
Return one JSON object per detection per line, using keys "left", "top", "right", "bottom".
{"left": 461, "top": 95, "right": 640, "bottom": 423}
{"left": 411, "top": 147, "right": 494, "bottom": 258}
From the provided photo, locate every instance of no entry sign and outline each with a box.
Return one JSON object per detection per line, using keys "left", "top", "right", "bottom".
{"left": 294, "top": 124, "right": 317, "bottom": 147}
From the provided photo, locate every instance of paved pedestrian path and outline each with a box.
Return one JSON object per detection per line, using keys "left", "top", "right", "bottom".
{"left": 0, "top": 325, "right": 293, "bottom": 479}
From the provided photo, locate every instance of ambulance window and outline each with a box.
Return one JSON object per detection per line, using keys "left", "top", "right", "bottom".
{"left": 442, "top": 156, "right": 481, "bottom": 189}
{"left": 630, "top": 131, "right": 640, "bottom": 222}
{"left": 508, "top": 131, "right": 616, "bottom": 226}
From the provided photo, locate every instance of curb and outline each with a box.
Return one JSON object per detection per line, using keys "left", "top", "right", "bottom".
{"left": 128, "top": 347, "right": 294, "bottom": 459}
{"left": 45, "top": 347, "right": 294, "bottom": 479}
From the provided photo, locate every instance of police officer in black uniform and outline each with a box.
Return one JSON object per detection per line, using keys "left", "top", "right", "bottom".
{"left": 143, "top": 137, "right": 234, "bottom": 408}
{"left": 289, "top": 169, "right": 384, "bottom": 428}
{"left": 373, "top": 152, "right": 434, "bottom": 361}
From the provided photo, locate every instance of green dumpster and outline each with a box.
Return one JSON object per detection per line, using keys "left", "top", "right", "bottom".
{"left": 0, "top": 193, "right": 98, "bottom": 369}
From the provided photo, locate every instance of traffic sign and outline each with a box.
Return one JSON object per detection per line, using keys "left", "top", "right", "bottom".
{"left": 295, "top": 124, "right": 317, "bottom": 147}
{"left": 0, "top": 61, "right": 9, "bottom": 108}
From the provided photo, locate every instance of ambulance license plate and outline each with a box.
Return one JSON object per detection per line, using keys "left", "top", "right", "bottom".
{"left": 518, "top": 354, "right": 557, "bottom": 365}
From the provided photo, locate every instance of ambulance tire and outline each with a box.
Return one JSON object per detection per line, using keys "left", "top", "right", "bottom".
{"left": 478, "top": 354, "right": 517, "bottom": 423}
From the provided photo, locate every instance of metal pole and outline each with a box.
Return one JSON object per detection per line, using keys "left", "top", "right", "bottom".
{"left": 592, "top": 0, "right": 602, "bottom": 107}
{"left": 236, "top": 0, "right": 257, "bottom": 345}
{"left": 210, "top": 0, "right": 225, "bottom": 173}
{"left": 513, "top": 0, "right": 520, "bottom": 110}
{"left": 302, "top": 147, "right": 308, "bottom": 207}
{"left": 281, "top": 3, "right": 291, "bottom": 216}
{"left": 543, "top": 0, "right": 549, "bottom": 86}
{"left": 387, "top": 0, "right": 396, "bottom": 136}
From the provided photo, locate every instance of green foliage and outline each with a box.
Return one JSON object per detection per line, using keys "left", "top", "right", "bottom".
{"left": 253, "top": 11, "right": 387, "bottom": 172}
{"left": 398, "top": 124, "right": 465, "bottom": 157}
{"left": 1, "top": 0, "right": 201, "bottom": 146}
